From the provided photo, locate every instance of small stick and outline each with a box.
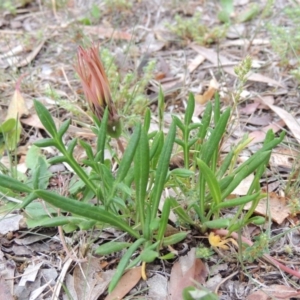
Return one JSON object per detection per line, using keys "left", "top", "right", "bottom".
{"left": 58, "top": 226, "right": 87, "bottom": 263}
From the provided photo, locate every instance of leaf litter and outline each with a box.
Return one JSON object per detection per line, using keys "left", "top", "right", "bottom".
{"left": 0, "top": 0, "right": 300, "bottom": 299}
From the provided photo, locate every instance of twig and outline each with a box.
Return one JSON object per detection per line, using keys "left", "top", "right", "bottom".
{"left": 58, "top": 226, "right": 87, "bottom": 263}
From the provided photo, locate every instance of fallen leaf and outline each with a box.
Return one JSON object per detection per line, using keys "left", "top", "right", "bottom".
{"left": 148, "top": 273, "right": 168, "bottom": 299}
{"left": 270, "top": 147, "right": 298, "bottom": 170}
{"left": 19, "top": 261, "right": 43, "bottom": 286}
{"left": 168, "top": 248, "right": 208, "bottom": 300}
{"left": 247, "top": 119, "right": 284, "bottom": 146}
{"left": 0, "top": 278, "right": 13, "bottom": 300}
{"left": 105, "top": 267, "right": 142, "bottom": 300}
{"left": 2, "top": 76, "right": 28, "bottom": 150}
{"left": 244, "top": 192, "right": 290, "bottom": 224}
{"left": 246, "top": 290, "right": 269, "bottom": 300}
{"left": 262, "top": 96, "right": 300, "bottom": 144}
{"left": 188, "top": 54, "right": 205, "bottom": 73}
{"left": 6, "top": 82, "right": 28, "bottom": 120}
{"left": 247, "top": 284, "right": 300, "bottom": 300}
{"left": 73, "top": 257, "right": 115, "bottom": 300}
{"left": 0, "top": 214, "right": 23, "bottom": 235}
{"left": 190, "top": 44, "right": 284, "bottom": 88}
{"left": 232, "top": 174, "right": 254, "bottom": 195}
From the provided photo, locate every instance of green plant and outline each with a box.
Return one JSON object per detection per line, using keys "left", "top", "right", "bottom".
{"left": 0, "top": 91, "right": 284, "bottom": 291}
{"left": 1, "top": 1, "right": 17, "bottom": 14}
{"left": 78, "top": 4, "right": 101, "bottom": 25}
{"left": 166, "top": 12, "right": 227, "bottom": 45}
{"left": 267, "top": 6, "right": 300, "bottom": 81}
{"left": 242, "top": 232, "right": 269, "bottom": 262}
{"left": 172, "top": 93, "right": 284, "bottom": 233}
{"left": 99, "top": 48, "right": 156, "bottom": 124}
{"left": 104, "top": 0, "right": 133, "bottom": 12}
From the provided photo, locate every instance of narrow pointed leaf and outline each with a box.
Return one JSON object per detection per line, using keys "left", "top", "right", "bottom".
{"left": 34, "top": 100, "right": 57, "bottom": 137}
{"left": 150, "top": 119, "right": 176, "bottom": 220}
{"left": 34, "top": 190, "right": 140, "bottom": 239}
{"left": 116, "top": 123, "right": 141, "bottom": 183}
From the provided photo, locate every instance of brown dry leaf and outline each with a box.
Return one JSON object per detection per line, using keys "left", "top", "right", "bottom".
{"left": 73, "top": 257, "right": 115, "bottom": 300}
{"left": 195, "top": 78, "right": 219, "bottom": 105}
{"left": 262, "top": 96, "right": 300, "bottom": 144}
{"left": 105, "top": 267, "right": 142, "bottom": 300}
{"left": 247, "top": 284, "right": 300, "bottom": 300}
{"left": 244, "top": 192, "right": 290, "bottom": 224}
{"left": 168, "top": 248, "right": 208, "bottom": 300}
{"left": 190, "top": 44, "right": 284, "bottom": 88}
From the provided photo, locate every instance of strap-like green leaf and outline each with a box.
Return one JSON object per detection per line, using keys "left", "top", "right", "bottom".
{"left": 0, "top": 174, "right": 33, "bottom": 193}
{"left": 95, "top": 242, "right": 131, "bottom": 255}
{"left": 201, "top": 107, "right": 230, "bottom": 164}
{"left": 197, "top": 159, "right": 221, "bottom": 207}
{"left": 116, "top": 123, "right": 141, "bottom": 183}
{"left": 34, "top": 189, "right": 140, "bottom": 239}
{"left": 150, "top": 119, "right": 176, "bottom": 220}
{"left": 184, "top": 93, "right": 195, "bottom": 126}
{"left": 134, "top": 127, "right": 149, "bottom": 232}
{"left": 108, "top": 238, "right": 145, "bottom": 293}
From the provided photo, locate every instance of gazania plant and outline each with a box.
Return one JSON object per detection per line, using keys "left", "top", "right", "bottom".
{"left": 0, "top": 52, "right": 285, "bottom": 295}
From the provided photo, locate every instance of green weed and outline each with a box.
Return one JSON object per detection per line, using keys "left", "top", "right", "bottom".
{"left": 166, "top": 12, "right": 227, "bottom": 45}
{"left": 104, "top": 0, "right": 133, "bottom": 12}
{"left": 267, "top": 6, "right": 300, "bottom": 81}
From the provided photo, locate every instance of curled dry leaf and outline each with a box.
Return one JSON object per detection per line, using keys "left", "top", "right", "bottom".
{"left": 195, "top": 78, "right": 219, "bottom": 105}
